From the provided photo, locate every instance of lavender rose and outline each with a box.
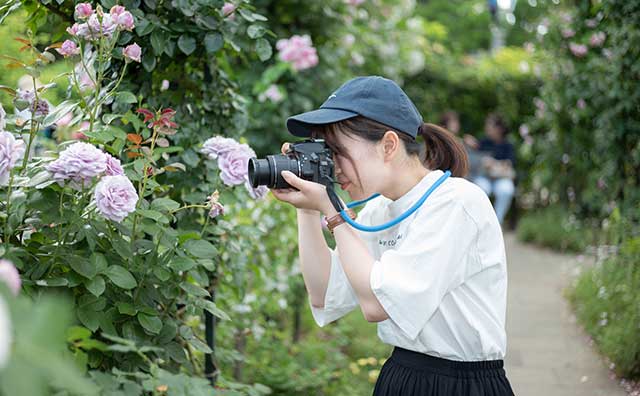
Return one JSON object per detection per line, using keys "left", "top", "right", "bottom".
{"left": 245, "top": 179, "right": 269, "bottom": 200}
{"left": 0, "top": 132, "right": 26, "bottom": 185}
{"left": 46, "top": 141, "right": 107, "bottom": 190}
{"left": 218, "top": 143, "right": 255, "bottom": 186}
{"left": 105, "top": 154, "right": 124, "bottom": 176}
{"left": 94, "top": 175, "right": 138, "bottom": 222}
{"left": 201, "top": 136, "right": 241, "bottom": 160}
{"left": 0, "top": 259, "right": 21, "bottom": 296}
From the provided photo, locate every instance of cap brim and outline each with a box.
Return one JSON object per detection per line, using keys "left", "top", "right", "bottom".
{"left": 286, "top": 108, "right": 358, "bottom": 137}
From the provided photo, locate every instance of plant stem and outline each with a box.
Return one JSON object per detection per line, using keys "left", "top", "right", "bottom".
{"left": 3, "top": 173, "right": 14, "bottom": 251}
{"left": 21, "top": 75, "right": 41, "bottom": 170}
{"left": 130, "top": 124, "right": 160, "bottom": 250}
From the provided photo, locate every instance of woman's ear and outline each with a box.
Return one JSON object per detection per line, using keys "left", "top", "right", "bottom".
{"left": 381, "top": 130, "right": 400, "bottom": 162}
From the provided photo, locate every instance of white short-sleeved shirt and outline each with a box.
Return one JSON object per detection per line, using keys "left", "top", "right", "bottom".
{"left": 310, "top": 170, "right": 508, "bottom": 361}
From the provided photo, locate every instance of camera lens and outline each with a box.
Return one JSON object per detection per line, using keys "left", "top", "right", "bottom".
{"left": 248, "top": 158, "right": 272, "bottom": 188}
{"left": 248, "top": 155, "right": 300, "bottom": 189}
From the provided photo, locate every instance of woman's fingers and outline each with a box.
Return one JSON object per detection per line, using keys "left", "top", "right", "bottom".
{"left": 281, "top": 142, "right": 291, "bottom": 155}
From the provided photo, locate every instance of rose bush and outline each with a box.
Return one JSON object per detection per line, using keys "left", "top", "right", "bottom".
{"left": 0, "top": 3, "right": 272, "bottom": 394}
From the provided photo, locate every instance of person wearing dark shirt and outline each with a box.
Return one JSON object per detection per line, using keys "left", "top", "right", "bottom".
{"left": 464, "top": 114, "right": 516, "bottom": 225}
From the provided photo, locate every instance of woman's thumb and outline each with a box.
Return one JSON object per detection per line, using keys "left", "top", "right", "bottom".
{"left": 281, "top": 171, "right": 303, "bottom": 189}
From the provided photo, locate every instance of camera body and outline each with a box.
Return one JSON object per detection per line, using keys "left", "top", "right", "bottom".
{"left": 248, "top": 139, "right": 335, "bottom": 189}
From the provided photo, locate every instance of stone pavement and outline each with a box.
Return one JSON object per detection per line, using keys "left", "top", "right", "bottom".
{"left": 503, "top": 232, "right": 626, "bottom": 396}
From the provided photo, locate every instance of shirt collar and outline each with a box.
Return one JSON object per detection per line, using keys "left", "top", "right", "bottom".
{"left": 385, "top": 169, "right": 445, "bottom": 216}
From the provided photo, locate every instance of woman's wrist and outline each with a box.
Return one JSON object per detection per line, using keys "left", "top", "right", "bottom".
{"left": 297, "top": 208, "right": 320, "bottom": 216}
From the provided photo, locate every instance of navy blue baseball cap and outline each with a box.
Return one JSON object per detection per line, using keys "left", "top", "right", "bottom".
{"left": 286, "top": 76, "right": 424, "bottom": 139}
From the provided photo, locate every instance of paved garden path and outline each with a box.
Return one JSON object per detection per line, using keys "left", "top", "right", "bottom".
{"left": 503, "top": 232, "right": 626, "bottom": 396}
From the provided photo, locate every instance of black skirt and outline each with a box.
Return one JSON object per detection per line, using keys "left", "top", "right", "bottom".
{"left": 372, "top": 347, "right": 515, "bottom": 396}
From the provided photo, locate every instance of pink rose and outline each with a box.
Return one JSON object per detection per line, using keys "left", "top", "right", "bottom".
{"left": 123, "top": 43, "right": 141, "bottom": 63}
{"left": 222, "top": 2, "right": 236, "bottom": 19}
{"left": 258, "top": 84, "right": 284, "bottom": 103}
{"left": 75, "top": 3, "right": 93, "bottom": 19}
{"left": 110, "top": 5, "right": 126, "bottom": 16}
{"left": 589, "top": 32, "right": 606, "bottom": 47}
{"left": 569, "top": 42, "right": 587, "bottom": 58}
{"left": 276, "top": 35, "right": 319, "bottom": 71}
{"left": 56, "top": 40, "right": 80, "bottom": 57}
{"left": 577, "top": 98, "right": 586, "bottom": 109}
{"left": 114, "top": 11, "right": 135, "bottom": 31}
{"left": 67, "top": 23, "right": 81, "bottom": 36}
{"left": 561, "top": 29, "right": 575, "bottom": 39}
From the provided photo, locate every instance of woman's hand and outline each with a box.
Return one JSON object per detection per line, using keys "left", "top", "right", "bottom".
{"left": 270, "top": 171, "right": 335, "bottom": 214}
{"left": 463, "top": 134, "right": 479, "bottom": 150}
{"left": 271, "top": 142, "right": 335, "bottom": 214}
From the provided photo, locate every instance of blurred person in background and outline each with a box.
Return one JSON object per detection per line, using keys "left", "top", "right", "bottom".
{"left": 464, "top": 113, "right": 516, "bottom": 226}
{"left": 438, "top": 110, "right": 483, "bottom": 181}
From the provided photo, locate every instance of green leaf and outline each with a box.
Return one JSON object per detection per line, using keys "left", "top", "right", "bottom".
{"left": 247, "top": 24, "right": 266, "bottom": 39}
{"left": 180, "top": 281, "right": 209, "bottom": 297}
{"left": 90, "top": 253, "right": 108, "bottom": 274}
{"left": 42, "top": 100, "right": 78, "bottom": 127}
{"left": 255, "top": 38, "right": 272, "bottom": 61}
{"left": 197, "top": 15, "right": 218, "bottom": 30}
{"left": 137, "top": 209, "right": 168, "bottom": 223}
{"left": 151, "top": 198, "right": 180, "bottom": 212}
{"left": 69, "top": 256, "right": 98, "bottom": 279}
{"left": 238, "top": 9, "right": 267, "bottom": 22}
{"left": 67, "top": 326, "right": 92, "bottom": 342}
{"left": 77, "top": 306, "right": 100, "bottom": 331}
{"left": 142, "top": 52, "right": 156, "bottom": 72}
{"left": 183, "top": 239, "right": 217, "bottom": 258}
{"left": 85, "top": 276, "right": 106, "bottom": 297}
{"left": 104, "top": 265, "right": 137, "bottom": 289}
{"left": 135, "top": 18, "right": 155, "bottom": 36}
{"left": 171, "top": 256, "right": 197, "bottom": 271}
{"left": 204, "top": 32, "right": 223, "bottom": 53}
{"left": 199, "top": 299, "right": 230, "bottom": 321}
{"left": 178, "top": 35, "right": 196, "bottom": 55}
{"left": 137, "top": 313, "right": 162, "bottom": 334}
{"left": 150, "top": 30, "right": 166, "bottom": 56}
{"left": 102, "top": 113, "right": 123, "bottom": 125}
{"left": 116, "top": 302, "right": 138, "bottom": 316}
{"left": 188, "top": 337, "right": 212, "bottom": 353}
{"left": 116, "top": 91, "right": 138, "bottom": 104}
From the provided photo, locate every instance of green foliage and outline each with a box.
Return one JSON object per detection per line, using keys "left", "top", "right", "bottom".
{"left": 521, "top": 0, "right": 640, "bottom": 220}
{"left": 516, "top": 205, "right": 595, "bottom": 252}
{"left": 0, "top": 288, "right": 99, "bottom": 396}
{"left": 567, "top": 210, "right": 640, "bottom": 379}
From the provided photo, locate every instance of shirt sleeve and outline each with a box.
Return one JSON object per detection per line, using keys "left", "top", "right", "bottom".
{"left": 369, "top": 200, "right": 479, "bottom": 340}
{"left": 309, "top": 247, "right": 359, "bottom": 326}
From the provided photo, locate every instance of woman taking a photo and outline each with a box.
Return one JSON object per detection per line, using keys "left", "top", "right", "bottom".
{"left": 270, "top": 76, "right": 514, "bottom": 396}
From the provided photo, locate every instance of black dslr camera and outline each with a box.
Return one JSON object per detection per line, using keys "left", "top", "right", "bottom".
{"left": 248, "top": 139, "right": 335, "bottom": 190}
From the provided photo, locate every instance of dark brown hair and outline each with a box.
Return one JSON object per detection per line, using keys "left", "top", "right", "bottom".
{"left": 486, "top": 112, "right": 509, "bottom": 137}
{"left": 310, "top": 116, "right": 469, "bottom": 181}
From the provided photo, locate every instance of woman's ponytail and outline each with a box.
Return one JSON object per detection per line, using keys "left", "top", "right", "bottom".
{"left": 419, "top": 123, "right": 469, "bottom": 178}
